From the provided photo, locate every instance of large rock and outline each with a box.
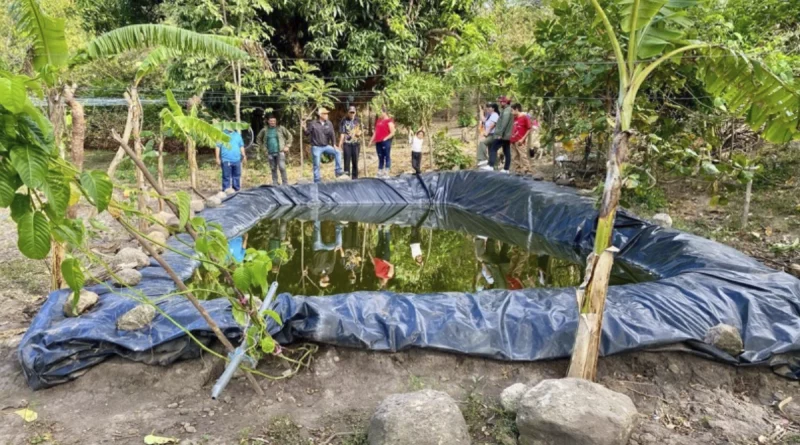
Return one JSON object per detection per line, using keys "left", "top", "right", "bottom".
{"left": 63, "top": 290, "right": 99, "bottom": 317}
{"left": 117, "top": 304, "right": 156, "bottom": 331}
{"left": 154, "top": 211, "right": 180, "bottom": 230}
{"left": 206, "top": 196, "right": 222, "bottom": 208}
{"left": 368, "top": 390, "right": 470, "bottom": 445}
{"left": 214, "top": 191, "right": 227, "bottom": 201}
{"left": 112, "top": 247, "right": 149, "bottom": 270}
{"left": 704, "top": 324, "right": 743, "bottom": 356}
{"left": 517, "top": 378, "right": 638, "bottom": 445}
{"left": 651, "top": 213, "right": 673, "bottom": 228}
{"left": 224, "top": 188, "right": 237, "bottom": 196}
{"left": 147, "top": 231, "right": 168, "bottom": 253}
{"left": 149, "top": 223, "right": 170, "bottom": 238}
{"left": 191, "top": 198, "right": 205, "bottom": 213}
{"left": 500, "top": 383, "right": 529, "bottom": 414}
{"left": 113, "top": 268, "right": 142, "bottom": 287}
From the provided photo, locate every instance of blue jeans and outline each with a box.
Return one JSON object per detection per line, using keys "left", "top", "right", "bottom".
{"left": 312, "top": 145, "right": 343, "bottom": 183}
{"left": 376, "top": 140, "right": 392, "bottom": 170}
{"left": 313, "top": 221, "right": 343, "bottom": 251}
{"left": 221, "top": 161, "right": 241, "bottom": 191}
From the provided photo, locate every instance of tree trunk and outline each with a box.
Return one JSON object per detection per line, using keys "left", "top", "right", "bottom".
{"left": 299, "top": 107, "right": 304, "bottom": 180}
{"left": 425, "top": 122, "right": 434, "bottom": 171}
{"left": 157, "top": 138, "right": 166, "bottom": 212}
{"left": 131, "top": 87, "right": 148, "bottom": 232}
{"left": 188, "top": 138, "right": 198, "bottom": 190}
{"left": 742, "top": 178, "right": 752, "bottom": 229}
{"left": 567, "top": 111, "right": 630, "bottom": 381}
{"left": 47, "top": 89, "right": 66, "bottom": 159}
{"left": 233, "top": 61, "right": 242, "bottom": 125}
{"left": 476, "top": 90, "right": 482, "bottom": 149}
{"left": 63, "top": 84, "right": 85, "bottom": 220}
{"left": 107, "top": 89, "right": 136, "bottom": 177}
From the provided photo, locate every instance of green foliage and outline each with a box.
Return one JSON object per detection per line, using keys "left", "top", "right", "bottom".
{"left": 82, "top": 24, "right": 249, "bottom": 62}
{"left": 61, "top": 257, "right": 85, "bottom": 301}
{"left": 17, "top": 211, "right": 51, "bottom": 259}
{"left": 8, "top": 0, "right": 69, "bottom": 72}
{"left": 79, "top": 170, "right": 113, "bottom": 212}
{"left": 433, "top": 131, "right": 472, "bottom": 171}
{"left": 375, "top": 72, "right": 453, "bottom": 130}
{"left": 279, "top": 61, "right": 339, "bottom": 121}
{"left": 159, "top": 90, "right": 230, "bottom": 147}
{"left": 697, "top": 47, "right": 800, "bottom": 143}
{"left": 175, "top": 190, "right": 191, "bottom": 228}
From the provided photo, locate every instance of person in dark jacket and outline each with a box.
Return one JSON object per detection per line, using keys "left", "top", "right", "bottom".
{"left": 489, "top": 96, "right": 513, "bottom": 173}
{"left": 302, "top": 107, "right": 345, "bottom": 183}
{"left": 255, "top": 115, "right": 293, "bottom": 185}
{"left": 338, "top": 105, "right": 362, "bottom": 179}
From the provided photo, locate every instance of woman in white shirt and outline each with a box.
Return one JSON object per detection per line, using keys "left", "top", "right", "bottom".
{"left": 411, "top": 129, "right": 425, "bottom": 175}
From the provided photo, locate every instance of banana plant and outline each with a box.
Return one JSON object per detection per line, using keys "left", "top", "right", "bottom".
{"left": 570, "top": 0, "right": 800, "bottom": 380}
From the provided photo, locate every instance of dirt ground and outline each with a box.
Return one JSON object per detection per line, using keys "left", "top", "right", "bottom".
{"left": 2, "top": 134, "right": 800, "bottom": 444}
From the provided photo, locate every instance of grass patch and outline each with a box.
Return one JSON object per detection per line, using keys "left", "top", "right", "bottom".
{"left": 260, "top": 416, "right": 307, "bottom": 445}
{"left": 461, "top": 390, "right": 518, "bottom": 445}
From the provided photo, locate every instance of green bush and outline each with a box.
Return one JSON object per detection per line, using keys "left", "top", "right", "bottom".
{"left": 433, "top": 131, "right": 473, "bottom": 171}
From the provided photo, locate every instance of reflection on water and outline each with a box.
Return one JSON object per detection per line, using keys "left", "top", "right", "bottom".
{"left": 242, "top": 212, "right": 592, "bottom": 296}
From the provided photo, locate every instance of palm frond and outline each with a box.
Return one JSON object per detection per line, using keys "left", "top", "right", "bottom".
{"left": 135, "top": 46, "right": 178, "bottom": 85}
{"left": 8, "top": 0, "right": 68, "bottom": 71}
{"left": 164, "top": 90, "right": 184, "bottom": 117}
{"left": 84, "top": 24, "right": 248, "bottom": 61}
{"left": 172, "top": 116, "right": 230, "bottom": 147}
{"left": 698, "top": 48, "right": 800, "bottom": 143}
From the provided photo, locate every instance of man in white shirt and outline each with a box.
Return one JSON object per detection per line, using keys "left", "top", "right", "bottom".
{"left": 477, "top": 103, "right": 499, "bottom": 170}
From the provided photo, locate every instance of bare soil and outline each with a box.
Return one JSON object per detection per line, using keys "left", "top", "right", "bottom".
{"left": 2, "top": 137, "right": 800, "bottom": 444}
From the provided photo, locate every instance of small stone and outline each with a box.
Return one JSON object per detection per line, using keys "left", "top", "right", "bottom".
{"left": 167, "top": 402, "right": 178, "bottom": 409}
{"left": 117, "top": 304, "right": 156, "bottom": 331}
{"left": 149, "top": 224, "right": 170, "bottom": 238}
{"left": 333, "top": 356, "right": 340, "bottom": 362}
{"left": 531, "top": 173, "right": 545, "bottom": 181}
{"left": 789, "top": 264, "right": 800, "bottom": 278}
{"left": 191, "top": 198, "right": 205, "bottom": 213}
{"left": 184, "top": 424, "right": 196, "bottom": 434}
{"left": 500, "top": 383, "right": 529, "bottom": 413}
{"left": 112, "top": 247, "right": 149, "bottom": 269}
{"left": 146, "top": 231, "right": 167, "bottom": 253}
{"left": 668, "top": 363, "right": 681, "bottom": 374}
{"left": 368, "top": 389, "right": 470, "bottom": 445}
{"left": 206, "top": 196, "right": 222, "bottom": 208}
{"left": 63, "top": 289, "right": 99, "bottom": 317}
{"left": 652, "top": 213, "right": 673, "bottom": 228}
{"left": 113, "top": 268, "right": 142, "bottom": 287}
{"left": 517, "top": 378, "right": 638, "bottom": 445}
{"left": 704, "top": 323, "right": 744, "bottom": 356}
{"left": 555, "top": 177, "right": 574, "bottom": 186}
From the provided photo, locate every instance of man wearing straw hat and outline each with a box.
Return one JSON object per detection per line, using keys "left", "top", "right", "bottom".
{"left": 303, "top": 107, "right": 346, "bottom": 183}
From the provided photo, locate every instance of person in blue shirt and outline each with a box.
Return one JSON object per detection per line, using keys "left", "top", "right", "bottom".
{"left": 215, "top": 129, "right": 247, "bottom": 192}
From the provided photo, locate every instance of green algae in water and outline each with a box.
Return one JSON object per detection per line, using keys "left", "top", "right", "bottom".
{"left": 235, "top": 207, "right": 649, "bottom": 296}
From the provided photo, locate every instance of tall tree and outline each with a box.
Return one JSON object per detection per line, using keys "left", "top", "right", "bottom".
{"left": 568, "top": 0, "right": 800, "bottom": 381}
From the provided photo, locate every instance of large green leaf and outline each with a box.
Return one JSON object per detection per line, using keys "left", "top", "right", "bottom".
{"left": 0, "top": 160, "right": 22, "bottom": 207}
{"left": 0, "top": 76, "right": 31, "bottom": 113}
{"left": 17, "top": 211, "right": 50, "bottom": 259}
{"left": 619, "top": 0, "right": 699, "bottom": 59}
{"left": 164, "top": 90, "right": 184, "bottom": 116}
{"left": 61, "top": 257, "right": 85, "bottom": 294}
{"left": 43, "top": 171, "right": 70, "bottom": 219}
{"left": 697, "top": 48, "right": 800, "bottom": 144}
{"left": 84, "top": 25, "right": 248, "bottom": 61}
{"left": 10, "top": 144, "right": 48, "bottom": 188}
{"left": 233, "top": 266, "right": 252, "bottom": 293}
{"left": 8, "top": 0, "right": 69, "bottom": 72}
{"left": 80, "top": 170, "right": 113, "bottom": 212}
{"left": 174, "top": 191, "right": 191, "bottom": 228}
{"left": 10, "top": 193, "right": 32, "bottom": 223}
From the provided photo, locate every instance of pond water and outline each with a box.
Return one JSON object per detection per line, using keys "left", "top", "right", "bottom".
{"left": 228, "top": 206, "right": 653, "bottom": 296}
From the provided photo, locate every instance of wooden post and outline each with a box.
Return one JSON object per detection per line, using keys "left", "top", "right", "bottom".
{"left": 157, "top": 137, "right": 166, "bottom": 212}
{"left": 742, "top": 177, "right": 753, "bottom": 229}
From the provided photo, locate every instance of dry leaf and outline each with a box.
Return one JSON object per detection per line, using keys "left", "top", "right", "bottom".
{"left": 765, "top": 227, "right": 774, "bottom": 237}
{"left": 14, "top": 408, "right": 37, "bottom": 422}
{"left": 144, "top": 435, "right": 178, "bottom": 444}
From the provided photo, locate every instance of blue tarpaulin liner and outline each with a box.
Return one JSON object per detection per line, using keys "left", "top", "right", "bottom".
{"left": 19, "top": 172, "right": 800, "bottom": 389}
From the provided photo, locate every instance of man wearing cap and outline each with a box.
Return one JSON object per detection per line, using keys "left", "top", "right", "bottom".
{"left": 255, "top": 115, "right": 293, "bottom": 186}
{"left": 338, "top": 105, "right": 362, "bottom": 179}
{"left": 489, "top": 96, "right": 513, "bottom": 173}
{"left": 303, "top": 107, "right": 345, "bottom": 183}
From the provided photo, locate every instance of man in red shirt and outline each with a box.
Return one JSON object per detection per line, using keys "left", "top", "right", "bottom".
{"left": 510, "top": 103, "right": 533, "bottom": 175}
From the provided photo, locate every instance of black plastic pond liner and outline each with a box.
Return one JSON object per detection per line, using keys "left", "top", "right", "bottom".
{"left": 19, "top": 172, "right": 800, "bottom": 389}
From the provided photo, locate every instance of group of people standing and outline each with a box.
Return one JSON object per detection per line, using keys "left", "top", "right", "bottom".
{"left": 477, "top": 96, "right": 539, "bottom": 175}
{"left": 214, "top": 96, "right": 538, "bottom": 192}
